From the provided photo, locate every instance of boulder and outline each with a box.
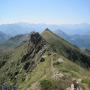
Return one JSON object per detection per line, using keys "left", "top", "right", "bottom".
{"left": 53, "top": 58, "right": 64, "bottom": 65}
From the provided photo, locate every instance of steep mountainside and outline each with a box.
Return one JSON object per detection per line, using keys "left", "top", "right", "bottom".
{"left": 42, "top": 28, "right": 90, "bottom": 68}
{"left": 0, "top": 29, "right": 90, "bottom": 90}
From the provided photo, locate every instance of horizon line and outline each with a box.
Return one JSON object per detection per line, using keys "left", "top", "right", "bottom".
{"left": 0, "top": 22, "right": 90, "bottom": 25}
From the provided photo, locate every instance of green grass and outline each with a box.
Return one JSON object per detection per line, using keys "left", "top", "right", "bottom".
{"left": 41, "top": 30, "right": 90, "bottom": 68}
{"left": 0, "top": 30, "right": 90, "bottom": 90}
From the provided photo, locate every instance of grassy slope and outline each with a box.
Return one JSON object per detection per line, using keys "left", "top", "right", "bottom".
{"left": 41, "top": 29, "right": 80, "bottom": 58}
{"left": 21, "top": 30, "right": 90, "bottom": 90}
{"left": 23, "top": 51, "right": 90, "bottom": 90}
{"left": 41, "top": 29, "right": 90, "bottom": 68}
{"left": 0, "top": 30, "right": 90, "bottom": 90}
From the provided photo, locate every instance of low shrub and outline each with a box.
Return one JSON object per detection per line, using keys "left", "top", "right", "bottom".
{"left": 40, "top": 80, "right": 52, "bottom": 90}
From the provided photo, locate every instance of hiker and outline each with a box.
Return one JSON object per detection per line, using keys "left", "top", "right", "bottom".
{"left": 66, "top": 79, "right": 83, "bottom": 90}
{"left": 71, "top": 83, "right": 74, "bottom": 90}
{"left": 72, "top": 80, "right": 82, "bottom": 90}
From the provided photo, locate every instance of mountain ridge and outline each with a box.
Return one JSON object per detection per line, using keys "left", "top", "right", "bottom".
{"left": 0, "top": 29, "right": 90, "bottom": 90}
{"left": 41, "top": 29, "right": 90, "bottom": 68}
{"left": 0, "top": 23, "right": 90, "bottom": 48}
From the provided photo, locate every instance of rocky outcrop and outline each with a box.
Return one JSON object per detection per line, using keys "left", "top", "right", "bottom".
{"left": 21, "top": 32, "right": 48, "bottom": 72}
{"left": 30, "top": 32, "right": 42, "bottom": 47}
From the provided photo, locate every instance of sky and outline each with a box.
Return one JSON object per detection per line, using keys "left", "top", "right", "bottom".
{"left": 0, "top": 0, "right": 90, "bottom": 24}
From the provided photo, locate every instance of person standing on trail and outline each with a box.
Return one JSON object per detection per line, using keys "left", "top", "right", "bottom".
{"left": 71, "top": 83, "right": 74, "bottom": 90}
{"left": 72, "top": 80, "right": 82, "bottom": 90}
{"left": 66, "top": 80, "right": 83, "bottom": 90}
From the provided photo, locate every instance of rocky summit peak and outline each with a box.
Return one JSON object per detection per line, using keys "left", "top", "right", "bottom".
{"left": 44, "top": 28, "right": 51, "bottom": 32}
{"left": 30, "top": 32, "right": 42, "bottom": 47}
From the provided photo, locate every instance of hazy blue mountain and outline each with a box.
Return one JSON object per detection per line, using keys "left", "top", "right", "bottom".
{"left": 0, "top": 23, "right": 33, "bottom": 36}
{"left": 0, "top": 23, "right": 90, "bottom": 48}
{"left": 0, "top": 23, "right": 90, "bottom": 36}
{"left": 1, "top": 34, "right": 30, "bottom": 48}
{"left": 59, "top": 23, "right": 90, "bottom": 35}
{"left": 0, "top": 23, "right": 46, "bottom": 36}
{"left": 0, "top": 31, "right": 9, "bottom": 43}
{"left": 70, "top": 34, "right": 90, "bottom": 48}
{"left": 52, "top": 29, "right": 71, "bottom": 41}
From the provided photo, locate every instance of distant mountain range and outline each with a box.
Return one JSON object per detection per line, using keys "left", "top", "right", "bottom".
{"left": 0, "top": 31, "right": 9, "bottom": 43}
{"left": 0, "top": 23, "right": 90, "bottom": 48}
{"left": 70, "top": 34, "right": 90, "bottom": 48}
{"left": 0, "top": 23, "right": 90, "bottom": 35}
{"left": 54, "top": 29, "right": 90, "bottom": 48}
